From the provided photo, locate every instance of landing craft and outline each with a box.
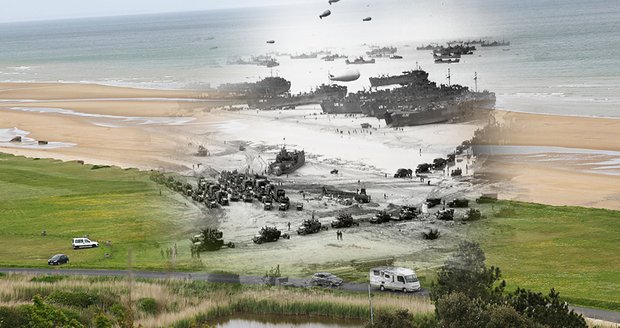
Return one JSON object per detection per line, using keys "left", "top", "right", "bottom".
{"left": 319, "top": 10, "right": 331, "bottom": 19}
{"left": 328, "top": 0, "right": 340, "bottom": 4}
{"left": 363, "top": 17, "right": 372, "bottom": 21}
{"left": 266, "top": 40, "right": 275, "bottom": 44}
{"left": 328, "top": 70, "right": 360, "bottom": 82}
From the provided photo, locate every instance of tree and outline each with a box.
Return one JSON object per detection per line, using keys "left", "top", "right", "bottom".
{"left": 430, "top": 241, "right": 505, "bottom": 303}
{"left": 506, "top": 288, "right": 587, "bottom": 328}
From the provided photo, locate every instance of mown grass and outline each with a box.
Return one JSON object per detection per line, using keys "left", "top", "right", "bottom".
{"left": 478, "top": 201, "right": 620, "bottom": 311}
{"left": 0, "top": 153, "right": 196, "bottom": 270}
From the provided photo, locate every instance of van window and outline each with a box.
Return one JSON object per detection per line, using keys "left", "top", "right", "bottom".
{"left": 76, "top": 239, "right": 83, "bottom": 243}
{"left": 397, "top": 276, "right": 405, "bottom": 283}
{"left": 373, "top": 270, "right": 380, "bottom": 276}
{"left": 384, "top": 274, "right": 390, "bottom": 279}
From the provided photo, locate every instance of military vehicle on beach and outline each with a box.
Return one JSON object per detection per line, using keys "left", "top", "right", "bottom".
{"left": 436, "top": 209, "right": 455, "bottom": 221}
{"left": 448, "top": 199, "right": 469, "bottom": 208}
{"left": 253, "top": 226, "right": 287, "bottom": 244}
{"left": 191, "top": 229, "right": 235, "bottom": 252}
{"left": 331, "top": 213, "right": 359, "bottom": 228}
{"left": 297, "top": 218, "right": 327, "bottom": 235}
{"left": 370, "top": 211, "right": 392, "bottom": 224}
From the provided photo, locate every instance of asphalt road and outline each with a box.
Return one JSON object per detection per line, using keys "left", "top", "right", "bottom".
{"left": 1, "top": 268, "right": 617, "bottom": 324}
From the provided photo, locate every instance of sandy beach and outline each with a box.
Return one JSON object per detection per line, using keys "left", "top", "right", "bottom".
{"left": 1, "top": 82, "right": 484, "bottom": 272}
{"left": 480, "top": 110, "right": 620, "bottom": 210}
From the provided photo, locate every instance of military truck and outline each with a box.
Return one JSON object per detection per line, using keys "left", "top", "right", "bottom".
{"left": 191, "top": 228, "right": 235, "bottom": 252}
{"left": 331, "top": 213, "right": 359, "bottom": 228}
{"left": 398, "top": 206, "right": 418, "bottom": 221}
{"left": 297, "top": 218, "right": 327, "bottom": 235}
{"left": 436, "top": 209, "right": 455, "bottom": 221}
{"left": 354, "top": 188, "right": 371, "bottom": 203}
{"left": 448, "top": 198, "right": 469, "bottom": 208}
{"left": 370, "top": 211, "right": 392, "bottom": 224}
{"left": 425, "top": 198, "right": 442, "bottom": 208}
{"left": 264, "top": 201, "right": 273, "bottom": 210}
{"left": 253, "top": 226, "right": 283, "bottom": 244}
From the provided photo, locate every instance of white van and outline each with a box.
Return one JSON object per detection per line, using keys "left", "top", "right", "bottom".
{"left": 72, "top": 237, "right": 99, "bottom": 249}
{"left": 369, "top": 267, "right": 421, "bottom": 292}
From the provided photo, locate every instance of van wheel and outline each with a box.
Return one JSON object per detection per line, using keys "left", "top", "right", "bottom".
{"left": 380, "top": 285, "right": 385, "bottom": 291}
{"left": 92, "top": 244, "right": 97, "bottom": 248}
{"left": 402, "top": 288, "right": 407, "bottom": 293}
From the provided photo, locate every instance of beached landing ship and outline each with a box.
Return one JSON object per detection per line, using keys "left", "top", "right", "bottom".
{"left": 268, "top": 147, "right": 305, "bottom": 176}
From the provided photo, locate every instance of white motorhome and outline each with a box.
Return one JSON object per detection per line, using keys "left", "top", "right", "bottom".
{"left": 369, "top": 267, "right": 421, "bottom": 292}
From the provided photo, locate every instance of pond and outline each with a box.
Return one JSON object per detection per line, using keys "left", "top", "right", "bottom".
{"left": 213, "top": 314, "right": 365, "bottom": 328}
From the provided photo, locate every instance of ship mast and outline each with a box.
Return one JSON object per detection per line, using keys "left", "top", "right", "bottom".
{"left": 474, "top": 72, "right": 478, "bottom": 92}
{"left": 446, "top": 68, "right": 451, "bottom": 87}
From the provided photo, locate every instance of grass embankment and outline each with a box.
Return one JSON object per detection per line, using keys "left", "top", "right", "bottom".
{"left": 0, "top": 274, "right": 433, "bottom": 327}
{"left": 479, "top": 201, "right": 620, "bottom": 311}
{"left": 0, "top": 153, "right": 198, "bottom": 270}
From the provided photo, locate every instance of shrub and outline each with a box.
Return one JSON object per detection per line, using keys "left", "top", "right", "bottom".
{"left": 365, "top": 309, "right": 417, "bottom": 328}
{"left": 46, "top": 290, "right": 100, "bottom": 308}
{"left": 137, "top": 297, "right": 159, "bottom": 315}
{"left": 507, "top": 288, "right": 587, "bottom": 328}
{"left": 0, "top": 306, "right": 28, "bottom": 328}
{"left": 422, "top": 229, "right": 440, "bottom": 240}
{"left": 93, "top": 312, "right": 114, "bottom": 328}
{"left": 463, "top": 208, "right": 482, "bottom": 221}
{"left": 430, "top": 241, "right": 505, "bottom": 303}
{"left": 23, "top": 295, "right": 85, "bottom": 328}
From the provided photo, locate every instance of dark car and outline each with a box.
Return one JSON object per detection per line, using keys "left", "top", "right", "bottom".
{"left": 311, "top": 272, "right": 343, "bottom": 287}
{"left": 48, "top": 254, "right": 69, "bottom": 265}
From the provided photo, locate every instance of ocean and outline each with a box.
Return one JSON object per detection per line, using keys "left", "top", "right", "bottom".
{"left": 1, "top": 0, "right": 619, "bottom": 117}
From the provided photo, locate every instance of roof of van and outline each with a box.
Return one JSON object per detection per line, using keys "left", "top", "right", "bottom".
{"left": 370, "top": 267, "right": 416, "bottom": 275}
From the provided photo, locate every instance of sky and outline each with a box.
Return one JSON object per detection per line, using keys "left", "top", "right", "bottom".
{"left": 1, "top": 0, "right": 311, "bottom": 23}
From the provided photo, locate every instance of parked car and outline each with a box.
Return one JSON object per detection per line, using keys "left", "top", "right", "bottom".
{"left": 311, "top": 272, "right": 343, "bottom": 287}
{"left": 72, "top": 237, "right": 99, "bottom": 249}
{"left": 48, "top": 254, "right": 69, "bottom": 265}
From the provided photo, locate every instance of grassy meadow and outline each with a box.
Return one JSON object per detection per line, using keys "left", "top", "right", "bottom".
{"left": 478, "top": 201, "right": 620, "bottom": 311}
{"left": 0, "top": 273, "right": 433, "bottom": 327}
{"left": 0, "top": 153, "right": 201, "bottom": 270}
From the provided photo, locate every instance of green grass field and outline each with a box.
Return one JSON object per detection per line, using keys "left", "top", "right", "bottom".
{"left": 479, "top": 201, "right": 620, "bottom": 311}
{"left": 0, "top": 153, "right": 199, "bottom": 270}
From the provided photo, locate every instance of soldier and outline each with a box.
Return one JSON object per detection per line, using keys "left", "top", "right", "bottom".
{"left": 288, "top": 222, "right": 291, "bottom": 231}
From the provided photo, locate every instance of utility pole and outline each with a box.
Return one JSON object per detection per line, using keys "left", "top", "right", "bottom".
{"left": 474, "top": 72, "right": 478, "bottom": 92}
{"left": 447, "top": 68, "right": 451, "bottom": 87}
{"left": 368, "top": 284, "right": 374, "bottom": 325}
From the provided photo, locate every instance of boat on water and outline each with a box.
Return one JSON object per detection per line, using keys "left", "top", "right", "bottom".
{"left": 481, "top": 40, "right": 510, "bottom": 47}
{"left": 389, "top": 54, "right": 403, "bottom": 59}
{"left": 290, "top": 53, "right": 318, "bottom": 59}
{"left": 268, "top": 147, "right": 305, "bottom": 176}
{"left": 369, "top": 70, "right": 429, "bottom": 88}
{"left": 346, "top": 57, "right": 375, "bottom": 65}
{"left": 434, "top": 58, "right": 460, "bottom": 64}
{"left": 320, "top": 68, "right": 496, "bottom": 127}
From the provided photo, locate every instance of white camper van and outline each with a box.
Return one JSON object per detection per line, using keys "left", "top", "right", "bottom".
{"left": 369, "top": 267, "right": 421, "bottom": 292}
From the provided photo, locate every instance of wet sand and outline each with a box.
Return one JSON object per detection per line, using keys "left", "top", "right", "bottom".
{"left": 482, "top": 110, "right": 620, "bottom": 210}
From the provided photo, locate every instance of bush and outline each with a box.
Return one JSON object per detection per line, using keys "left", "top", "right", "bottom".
{"left": 0, "top": 306, "right": 28, "bottom": 328}
{"left": 23, "top": 295, "right": 85, "bottom": 328}
{"left": 507, "top": 288, "right": 587, "bottom": 328}
{"left": 93, "top": 312, "right": 114, "bottom": 328}
{"left": 422, "top": 229, "right": 440, "bottom": 240}
{"left": 46, "top": 290, "right": 100, "bottom": 308}
{"left": 463, "top": 208, "right": 483, "bottom": 221}
{"left": 365, "top": 309, "right": 417, "bottom": 328}
{"left": 430, "top": 241, "right": 505, "bottom": 303}
{"left": 137, "top": 297, "right": 159, "bottom": 315}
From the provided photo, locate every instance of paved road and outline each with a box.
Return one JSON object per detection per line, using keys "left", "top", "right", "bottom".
{"left": 1, "top": 268, "right": 617, "bottom": 324}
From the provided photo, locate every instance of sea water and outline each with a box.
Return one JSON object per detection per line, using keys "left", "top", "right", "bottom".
{"left": 0, "top": 0, "right": 618, "bottom": 117}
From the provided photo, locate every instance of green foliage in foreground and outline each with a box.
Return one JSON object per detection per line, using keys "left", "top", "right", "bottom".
{"left": 431, "top": 241, "right": 587, "bottom": 328}
{"left": 0, "top": 153, "right": 190, "bottom": 270}
{"left": 479, "top": 201, "right": 620, "bottom": 310}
